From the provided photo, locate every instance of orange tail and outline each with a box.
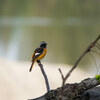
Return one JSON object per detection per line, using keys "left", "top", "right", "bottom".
{"left": 29, "top": 60, "right": 35, "bottom": 72}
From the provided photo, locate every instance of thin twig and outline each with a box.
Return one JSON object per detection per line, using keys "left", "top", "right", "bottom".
{"left": 91, "top": 49, "right": 100, "bottom": 56}
{"left": 58, "top": 35, "right": 100, "bottom": 100}
{"left": 89, "top": 52, "right": 99, "bottom": 74}
{"left": 97, "top": 42, "right": 100, "bottom": 47}
{"left": 95, "top": 44, "right": 100, "bottom": 51}
{"left": 59, "top": 68, "right": 64, "bottom": 80}
{"left": 37, "top": 60, "right": 50, "bottom": 92}
{"left": 58, "top": 69, "right": 66, "bottom": 100}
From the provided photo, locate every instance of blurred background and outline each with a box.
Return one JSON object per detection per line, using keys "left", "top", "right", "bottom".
{"left": 0, "top": 0, "right": 100, "bottom": 100}
{"left": 0, "top": 0, "right": 100, "bottom": 65}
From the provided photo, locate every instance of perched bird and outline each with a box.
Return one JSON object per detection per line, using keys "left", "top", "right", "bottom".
{"left": 29, "top": 41, "right": 47, "bottom": 72}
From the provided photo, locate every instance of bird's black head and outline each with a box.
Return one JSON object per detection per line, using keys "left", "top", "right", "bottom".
{"left": 40, "top": 41, "right": 47, "bottom": 48}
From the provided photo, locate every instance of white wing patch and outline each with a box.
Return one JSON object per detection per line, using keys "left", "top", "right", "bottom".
{"left": 35, "top": 53, "right": 40, "bottom": 56}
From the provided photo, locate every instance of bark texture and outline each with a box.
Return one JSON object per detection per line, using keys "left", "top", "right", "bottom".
{"left": 29, "top": 77, "right": 100, "bottom": 100}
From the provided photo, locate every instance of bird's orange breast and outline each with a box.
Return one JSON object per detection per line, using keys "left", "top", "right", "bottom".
{"left": 36, "top": 48, "right": 47, "bottom": 60}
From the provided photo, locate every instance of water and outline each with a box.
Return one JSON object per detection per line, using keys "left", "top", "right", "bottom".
{"left": 0, "top": 17, "right": 99, "bottom": 66}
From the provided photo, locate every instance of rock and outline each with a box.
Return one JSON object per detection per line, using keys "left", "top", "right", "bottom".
{"left": 81, "top": 86, "right": 100, "bottom": 100}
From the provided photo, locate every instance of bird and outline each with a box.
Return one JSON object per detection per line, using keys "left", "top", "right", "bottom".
{"left": 29, "top": 41, "right": 47, "bottom": 72}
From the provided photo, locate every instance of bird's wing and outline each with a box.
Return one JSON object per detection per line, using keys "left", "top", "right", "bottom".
{"left": 32, "top": 48, "right": 43, "bottom": 61}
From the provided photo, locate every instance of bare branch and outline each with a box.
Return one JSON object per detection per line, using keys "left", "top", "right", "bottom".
{"left": 59, "top": 68, "right": 64, "bottom": 80}
{"left": 59, "top": 35, "right": 100, "bottom": 100}
{"left": 29, "top": 77, "right": 100, "bottom": 100}
{"left": 37, "top": 60, "right": 50, "bottom": 92}
{"left": 65, "top": 35, "right": 100, "bottom": 81}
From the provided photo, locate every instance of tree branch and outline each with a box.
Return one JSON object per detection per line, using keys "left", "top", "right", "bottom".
{"left": 64, "top": 35, "right": 100, "bottom": 83}
{"left": 29, "top": 77, "right": 100, "bottom": 100}
{"left": 59, "top": 35, "right": 100, "bottom": 100}
{"left": 37, "top": 60, "right": 50, "bottom": 92}
{"left": 28, "top": 35, "right": 100, "bottom": 100}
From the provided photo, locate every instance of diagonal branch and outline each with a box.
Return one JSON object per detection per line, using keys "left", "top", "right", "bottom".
{"left": 64, "top": 35, "right": 100, "bottom": 82}
{"left": 59, "top": 35, "right": 100, "bottom": 100}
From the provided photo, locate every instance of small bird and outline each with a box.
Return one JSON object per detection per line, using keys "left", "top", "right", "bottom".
{"left": 29, "top": 41, "right": 47, "bottom": 72}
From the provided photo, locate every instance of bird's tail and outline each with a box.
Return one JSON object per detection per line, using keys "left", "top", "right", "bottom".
{"left": 29, "top": 60, "right": 36, "bottom": 72}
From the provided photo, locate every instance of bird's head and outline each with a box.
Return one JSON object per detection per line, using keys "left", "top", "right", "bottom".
{"left": 40, "top": 41, "right": 47, "bottom": 48}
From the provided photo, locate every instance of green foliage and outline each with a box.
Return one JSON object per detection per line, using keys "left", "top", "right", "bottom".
{"left": 95, "top": 75, "right": 100, "bottom": 83}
